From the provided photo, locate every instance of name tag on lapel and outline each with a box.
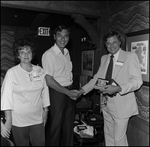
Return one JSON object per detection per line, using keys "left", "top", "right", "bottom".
{"left": 116, "top": 61, "right": 123, "bottom": 66}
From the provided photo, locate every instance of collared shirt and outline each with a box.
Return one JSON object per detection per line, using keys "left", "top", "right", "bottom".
{"left": 108, "top": 48, "right": 120, "bottom": 73}
{"left": 1, "top": 64, "right": 50, "bottom": 127}
{"left": 42, "top": 43, "right": 73, "bottom": 86}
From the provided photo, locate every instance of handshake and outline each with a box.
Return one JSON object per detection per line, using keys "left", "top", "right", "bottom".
{"left": 68, "top": 88, "right": 85, "bottom": 101}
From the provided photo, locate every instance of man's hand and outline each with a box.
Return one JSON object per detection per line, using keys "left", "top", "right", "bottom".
{"left": 68, "top": 90, "right": 80, "bottom": 100}
{"left": 94, "top": 84, "right": 121, "bottom": 96}
{"left": 102, "top": 85, "right": 121, "bottom": 95}
{"left": 94, "top": 85, "right": 106, "bottom": 92}
{"left": 77, "top": 88, "right": 85, "bottom": 98}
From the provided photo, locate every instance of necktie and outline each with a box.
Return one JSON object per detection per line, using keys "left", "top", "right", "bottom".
{"left": 105, "top": 54, "right": 114, "bottom": 83}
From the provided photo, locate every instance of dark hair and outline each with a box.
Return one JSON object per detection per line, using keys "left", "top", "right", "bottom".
{"left": 13, "top": 38, "right": 35, "bottom": 62}
{"left": 103, "top": 31, "right": 122, "bottom": 46}
{"left": 54, "top": 25, "right": 70, "bottom": 35}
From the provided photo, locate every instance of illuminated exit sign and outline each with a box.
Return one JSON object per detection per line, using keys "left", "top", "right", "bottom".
{"left": 38, "top": 27, "right": 50, "bottom": 36}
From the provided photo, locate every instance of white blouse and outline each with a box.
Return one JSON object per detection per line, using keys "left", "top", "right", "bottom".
{"left": 1, "top": 64, "right": 50, "bottom": 127}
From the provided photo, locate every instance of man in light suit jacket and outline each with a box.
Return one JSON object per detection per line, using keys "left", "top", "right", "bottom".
{"left": 78, "top": 31, "right": 143, "bottom": 146}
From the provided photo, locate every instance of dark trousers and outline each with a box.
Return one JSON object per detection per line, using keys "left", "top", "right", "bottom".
{"left": 1, "top": 137, "right": 14, "bottom": 146}
{"left": 12, "top": 123, "right": 45, "bottom": 146}
{"left": 46, "top": 88, "right": 75, "bottom": 146}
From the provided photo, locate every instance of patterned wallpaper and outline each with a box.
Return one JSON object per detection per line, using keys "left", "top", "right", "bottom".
{"left": 109, "top": 1, "right": 149, "bottom": 49}
{"left": 109, "top": 1, "right": 149, "bottom": 122}
{"left": 1, "top": 31, "right": 15, "bottom": 73}
{"left": 136, "top": 86, "right": 149, "bottom": 122}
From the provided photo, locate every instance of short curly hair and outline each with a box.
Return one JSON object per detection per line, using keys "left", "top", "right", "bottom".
{"left": 13, "top": 38, "right": 35, "bottom": 62}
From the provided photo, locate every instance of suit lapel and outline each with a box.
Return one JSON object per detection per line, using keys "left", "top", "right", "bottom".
{"left": 113, "top": 50, "right": 126, "bottom": 80}
{"left": 102, "top": 55, "right": 110, "bottom": 79}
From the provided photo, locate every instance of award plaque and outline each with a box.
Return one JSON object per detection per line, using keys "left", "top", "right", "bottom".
{"left": 96, "top": 78, "right": 109, "bottom": 87}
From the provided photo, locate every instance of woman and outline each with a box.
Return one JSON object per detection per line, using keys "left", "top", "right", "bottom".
{"left": 1, "top": 38, "right": 50, "bottom": 146}
{"left": 1, "top": 70, "right": 10, "bottom": 141}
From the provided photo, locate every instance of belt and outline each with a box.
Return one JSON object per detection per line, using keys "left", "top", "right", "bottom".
{"left": 64, "top": 84, "right": 73, "bottom": 90}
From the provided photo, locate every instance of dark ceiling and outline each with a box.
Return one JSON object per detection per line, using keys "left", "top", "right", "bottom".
{"left": 1, "top": 6, "right": 76, "bottom": 30}
{"left": 1, "top": 1, "right": 128, "bottom": 31}
{"left": 1, "top": 1, "right": 141, "bottom": 30}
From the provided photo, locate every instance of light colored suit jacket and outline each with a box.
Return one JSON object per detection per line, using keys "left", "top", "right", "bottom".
{"left": 82, "top": 49, "right": 143, "bottom": 118}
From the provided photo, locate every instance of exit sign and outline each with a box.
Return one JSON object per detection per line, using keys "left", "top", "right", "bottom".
{"left": 38, "top": 27, "right": 50, "bottom": 36}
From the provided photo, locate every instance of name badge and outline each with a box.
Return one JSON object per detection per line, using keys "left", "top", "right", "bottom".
{"left": 32, "top": 75, "right": 41, "bottom": 82}
{"left": 29, "top": 66, "right": 44, "bottom": 82}
{"left": 116, "top": 61, "right": 123, "bottom": 66}
{"left": 29, "top": 72, "right": 42, "bottom": 82}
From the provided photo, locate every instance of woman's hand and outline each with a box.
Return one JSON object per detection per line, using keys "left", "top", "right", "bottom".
{"left": 42, "top": 109, "right": 48, "bottom": 126}
{"left": 4, "top": 110, "right": 12, "bottom": 133}
{"left": 1, "top": 121, "right": 11, "bottom": 138}
{"left": 5, "top": 119, "right": 12, "bottom": 133}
